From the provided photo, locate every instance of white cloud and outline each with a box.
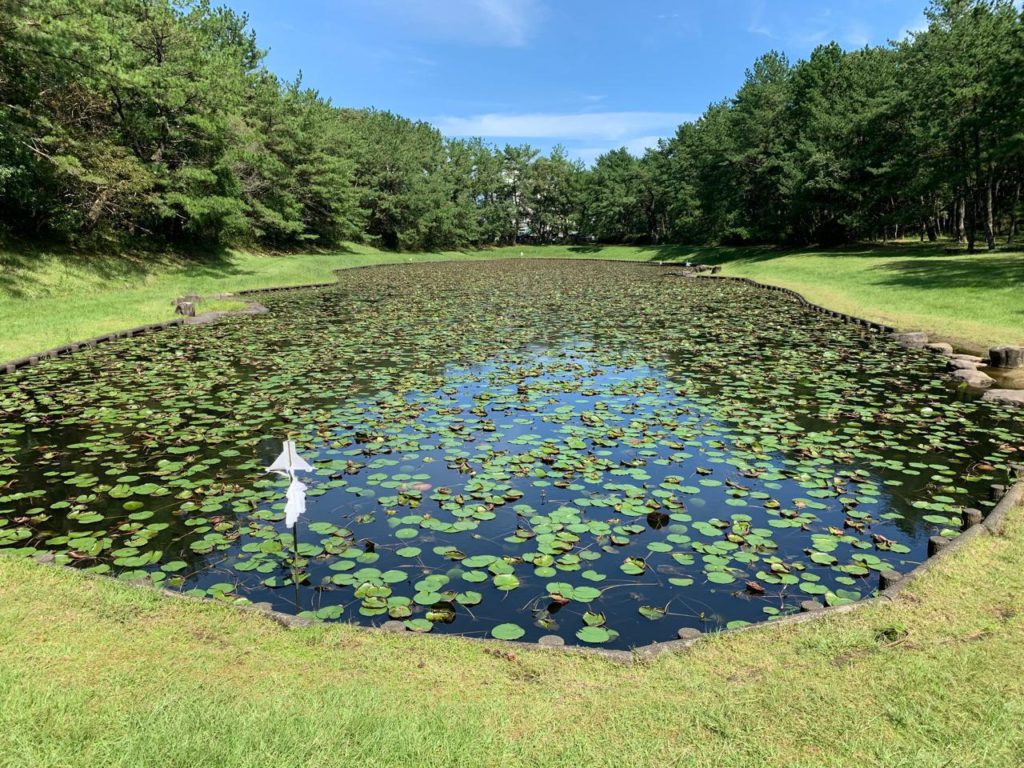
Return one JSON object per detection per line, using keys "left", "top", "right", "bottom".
{"left": 433, "top": 112, "right": 693, "bottom": 166}
{"left": 623, "top": 134, "right": 667, "bottom": 155}
{"left": 477, "top": 0, "right": 531, "bottom": 45}
{"left": 362, "top": 0, "right": 545, "bottom": 47}
{"left": 433, "top": 111, "right": 696, "bottom": 141}
{"left": 748, "top": 1, "right": 849, "bottom": 50}
{"left": 747, "top": 0, "right": 772, "bottom": 38}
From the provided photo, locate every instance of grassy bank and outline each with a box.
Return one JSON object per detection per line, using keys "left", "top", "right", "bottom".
{"left": 491, "top": 242, "right": 1024, "bottom": 351}
{"left": 0, "top": 244, "right": 478, "bottom": 361}
{"left": 699, "top": 244, "right": 1024, "bottom": 352}
{"left": 2, "top": 241, "right": 1022, "bottom": 360}
{"left": 1, "top": 510, "right": 1022, "bottom": 767}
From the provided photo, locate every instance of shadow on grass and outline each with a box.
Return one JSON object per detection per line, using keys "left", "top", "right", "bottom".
{"left": 0, "top": 242, "right": 233, "bottom": 299}
{"left": 869, "top": 254, "right": 1024, "bottom": 291}
{"left": 0, "top": 242, "right": 362, "bottom": 299}
{"left": 565, "top": 240, "right": 1024, "bottom": 269}
{"left": 562, "top": 244, "right": 753, "bottom": 262}
{"left": 564, "top": 242, "right": 936, "bottom": 264}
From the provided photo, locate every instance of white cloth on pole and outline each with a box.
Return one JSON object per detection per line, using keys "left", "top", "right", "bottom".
{"left": 284, "top": 476, "right": 308, "bottom": 529}
{"left": 265, "top": 440, "right": 313, "bottom": 529}
{"left": 266, "top": 440, "right": 314, "bottom": 474}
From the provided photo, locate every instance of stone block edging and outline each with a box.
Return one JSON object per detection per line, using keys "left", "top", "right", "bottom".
{"left": 1, "top": 319, "right": 187, "bottom": 374}
{"left": 0, "top": 283, "right": 336, "bottom": 376}
{"left": 690, "top": 271, "right": 1022, "bottom": 400}
{"left": 236, "top": 282, "right": 337, "bottom": 297}
{"left": 691, "top": 273, "right": 897, "bottom": 333}
{"left": 13, "top": 473, "right": 1021, "bottom": 665}
{"left": 0, "top": 258, "right": 1009, "bottom": 379}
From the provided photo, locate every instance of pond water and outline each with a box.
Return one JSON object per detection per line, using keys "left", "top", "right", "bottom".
{"left": 1, "top": 260, "right": 1022, "bottom": 648}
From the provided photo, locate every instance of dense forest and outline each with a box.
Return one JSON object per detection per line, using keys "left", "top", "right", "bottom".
{"left": 1, "top": 0, "right": 1022, "bottom": 252}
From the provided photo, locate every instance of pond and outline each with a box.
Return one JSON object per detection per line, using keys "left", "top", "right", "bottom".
{"left": 1, "top": 260, "right": 1022, "bottom": 648}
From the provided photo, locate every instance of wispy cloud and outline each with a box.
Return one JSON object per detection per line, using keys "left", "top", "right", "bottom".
{"left": 434, "top": 111, "right": 694, "bottom": 166}
{"left": 747, "top": 1, "right": 865, "bottom": 50}
{"left": 361, "top": 0, "right": 545, "bottom": 47}
{"left": 748, "top": 1, "right": 955, "bottom": 52}
{"left": 434, "top": 111, "right": 695, "bottom": 141}
{"left": 747, "top": 0, "right": 772, "bottom": 38}
{"left": 842, "top": 20, "right": 872, "bottom": 49}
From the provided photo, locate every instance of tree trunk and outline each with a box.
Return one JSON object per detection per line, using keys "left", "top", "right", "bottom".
{"left": 955, "top": 196, "right": 966, "bottom": 243}
{"left": 984, "top": 173, "right": 996, "bottom": 251}
{"left": 966, "top": 191, "right": 976, "bottom": 253}
{"left": 83, "top": 188, "right": 110, "bottom": 232}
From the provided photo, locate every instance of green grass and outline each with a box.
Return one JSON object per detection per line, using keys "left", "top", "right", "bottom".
{"left": 487, "top": 242, "right": 1024, "bottom": 351}
{"left": 0, "top": 243, "right": 484, "bottom": 361}
{"left": 1, "top": 240, "right": 1023, "bottom": 766}
{"left": 696, "top": 243, "right": 1024, "bottom": 353}
{"left": 1, "top": 511, "right": 1022, "bottom": 767}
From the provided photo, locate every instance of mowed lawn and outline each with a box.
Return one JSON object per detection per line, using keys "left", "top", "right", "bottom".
{"left": 700, "top": 244, "right": 1024, "bottom": 352}
{"left": 511, "top": 242, "right": 1024, "bottom": 352}
{"left": 1, "top": 512, "right": 1022, "bottom": 767}
{"left": 1, "top": 241, "right": 1023, "bottom": 767}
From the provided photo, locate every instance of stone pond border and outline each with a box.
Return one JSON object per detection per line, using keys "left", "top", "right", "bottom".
{"left": 0, "top": 282, "right": 335, "bottom": 375}
{"left": 1, "top": 319, "right": 188, "bottom": 374}
{"left": 3, "top": 258, "right": 1024, "bottom": 663}
{"left": 13, "top": 472, "right": 1024, "bottom": 665}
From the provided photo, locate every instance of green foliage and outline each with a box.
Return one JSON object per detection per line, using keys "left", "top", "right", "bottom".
{"left": 1, "top": 0, "right": 1022, "bottom": 250}
{"left": 0, "top": 0, "right": 579, "bottom": 250}
{"left": 637, "top": 0, "right": 1024, "bottom": 247}
{"left": 574, "top": 0, "right": 1024, "bottom": 248}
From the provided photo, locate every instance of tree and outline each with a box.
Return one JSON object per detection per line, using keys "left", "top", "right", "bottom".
{"left": 3, "top": 0, "right": 1022, "bottom": 253}
{"left": 903, "top": 0, "right": 1022, "bottom": 251}
{"left": 529, "top": 146, "right": 583, "bottom": 242}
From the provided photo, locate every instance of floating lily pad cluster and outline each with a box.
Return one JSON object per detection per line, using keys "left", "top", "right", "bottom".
{"left": 0, "top": 260, "right": 1021, "bottom": 648}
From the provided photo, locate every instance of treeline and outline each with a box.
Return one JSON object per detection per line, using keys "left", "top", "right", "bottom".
{"left": 1, "top": 0, "right": 1022, "bottom": 252}
{"left": 0, "top": 0, "right": 586, "bottom": 250}
{"left": 604, "top": 0, "right": 1024, "bottom": 250}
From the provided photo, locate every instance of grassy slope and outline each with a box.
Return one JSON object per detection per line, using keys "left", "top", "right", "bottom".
{"left": 699, "top": 244, "right": 1024, "bottom": 352}
{"left": 1, "top": 515, "right": 1022, "bottom": 768}
{"left": 0, "top": 244, "right": 495, "bottom": 361}
{"left": 1, "top": 240, "right": 1023, "bottom": 766}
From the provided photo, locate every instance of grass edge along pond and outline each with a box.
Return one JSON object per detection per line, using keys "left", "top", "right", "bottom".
{"left": 0, "top": 243, "right": 1022, "bottom": 765}
{"left": 0, "top": 507, "right": 1022, "bottom": 767}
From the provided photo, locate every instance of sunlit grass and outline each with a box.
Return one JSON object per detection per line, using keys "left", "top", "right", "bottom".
{"left": 1, "top": 507, "right": 1021, "bottom": 767}
{"left": 695, "top": 243, "right": 1024, "bottom": 352}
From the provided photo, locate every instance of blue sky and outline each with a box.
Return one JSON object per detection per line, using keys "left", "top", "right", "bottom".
{"left": 232, "top": 0, "right": 931, "bottom": 164}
